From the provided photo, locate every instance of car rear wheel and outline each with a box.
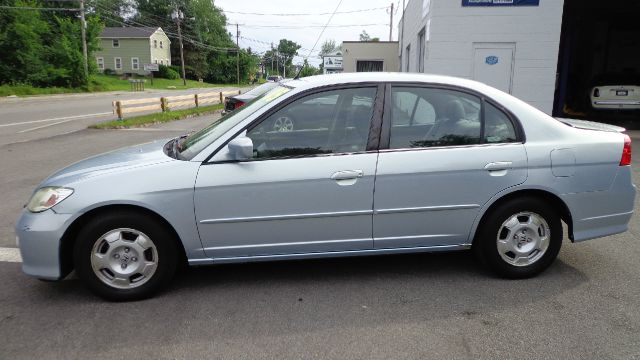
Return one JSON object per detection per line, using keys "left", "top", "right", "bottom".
{"left": 474, "top": 197, "right": 562, "bottom": 278}
{"left": 74, "top": 211, "right": 178, "bottom": 301}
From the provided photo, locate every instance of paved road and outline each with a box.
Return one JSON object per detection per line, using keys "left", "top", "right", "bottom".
{"left": 0, "top": 118, "right": 639, "bottom": 359}
{"left": 0, "top": 87, "right": 248, "bottom": 146}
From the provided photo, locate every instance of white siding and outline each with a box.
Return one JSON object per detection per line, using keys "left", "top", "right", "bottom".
{"left": 399, "top": 0, "right": 565, "bottom": 114}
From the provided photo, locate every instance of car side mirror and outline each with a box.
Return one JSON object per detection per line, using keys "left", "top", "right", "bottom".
{"left": 228, "top": 136, "right": 254, "bottom": 160}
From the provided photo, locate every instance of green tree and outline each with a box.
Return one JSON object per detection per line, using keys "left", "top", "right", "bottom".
{"left": 319, "top": 39, "right": 339, "bottom": 56}
{"left": 299, "top": 59, "right": 320, "bottom": 78}
{"left": 0, "top": 0, "right": 50, "bottom": 85}
{"left": 0, "top": 0, "right": 101, "bottom": 87}
{"left": 359, "top": 30, "right": 371, "bottom": 41}
{"left": 277, "top": 39, "right": 301, "bottom": 76}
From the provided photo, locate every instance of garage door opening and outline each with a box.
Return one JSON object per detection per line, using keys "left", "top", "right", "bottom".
{"left": 553, "top": 0, "right": 640, "bottom": 127}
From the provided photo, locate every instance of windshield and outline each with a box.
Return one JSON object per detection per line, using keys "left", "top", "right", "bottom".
{"left": 178, "top": 85, "right": 291, "bottom": 160}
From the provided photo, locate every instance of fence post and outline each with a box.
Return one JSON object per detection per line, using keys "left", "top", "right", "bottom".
{"left": 238, "top": 90, "right": 241, "bottom": 95}
{"left": 194, "top": 94, "right": 199, "bottom": 108}
{"left": 160, "top": 97, "right": 167, "bottom": 112}
{"left": 219, "top": 91, "right": 223, "bottom": 104}
{"left": 115, "top": 101, "right": 123, "bottom": 120}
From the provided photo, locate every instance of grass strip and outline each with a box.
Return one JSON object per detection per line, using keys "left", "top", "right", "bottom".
{"left": 1, "top": 75, "right": 236, "bottom": 97}
{"left": 90, "top": 103, "right": 223, "bottom": 129}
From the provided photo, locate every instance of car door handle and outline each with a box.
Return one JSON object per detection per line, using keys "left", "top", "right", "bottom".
{"left": 484, "top": 162, "right": 513, "bottom": 171}
{"left": 330, "top": 170, "right": 364, "bottom": 180}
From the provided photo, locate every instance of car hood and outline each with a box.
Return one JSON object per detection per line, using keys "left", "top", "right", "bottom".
{"left": 43, "top": 139, "right": 174, "bottom": 186}
{"left": 556, "top": 118, "right": 626, "bottom": 133}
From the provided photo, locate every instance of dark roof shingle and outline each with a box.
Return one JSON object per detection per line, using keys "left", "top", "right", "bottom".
{"left": 100, "top": 27, "right": 160, "bottom": 38}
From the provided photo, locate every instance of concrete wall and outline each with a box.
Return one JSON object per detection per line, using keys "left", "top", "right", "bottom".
{"left": 398, "top": 0, "right": 565, "bottom": 114}
{"left": 341, "top": 41, "right": 400, "bottom": 73}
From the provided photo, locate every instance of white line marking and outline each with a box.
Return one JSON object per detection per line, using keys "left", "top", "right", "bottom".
{"left": 0, "top": 112, "right": 112, "bottom": 128}
{"left": 115, "top": 128, "right": 188, "bottom": 132}
{"left": 0, "top": 247, "right": 22, "bottom": 263}
{"left": 18, "top": 118, "right": 76, "bottom": 133}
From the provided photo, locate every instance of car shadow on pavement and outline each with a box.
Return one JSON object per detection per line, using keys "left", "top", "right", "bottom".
{"left": 0, "top": 251, "right": 588, "bottom": 357}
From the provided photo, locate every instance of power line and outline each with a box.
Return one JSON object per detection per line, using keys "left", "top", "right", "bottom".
{"left": 229, "top": 23, "right": 387, "bottom": 29}
{"left": 305, "top": 0, "right": 344, "bottom": 61}
{"left": 222, "top": 6, "right": 386, "bottom": 17}
{"left": 96, "top": 12, "right": 237, "bottom": 52}
{"left": 0, "top": 5, "right": 79, "bottom": 11}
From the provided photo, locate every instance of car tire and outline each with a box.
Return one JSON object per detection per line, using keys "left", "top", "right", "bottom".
{"left": 474, "top": 197, "right": 562, "bottom": 279}
{"left": 74, "top": 211, "right": 179, "bottom": 301}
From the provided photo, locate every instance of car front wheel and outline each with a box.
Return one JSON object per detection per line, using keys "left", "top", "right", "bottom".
{"left": 74, "top": 211, "right": 178, "bottom": 301}
{"left": 474, "top": 197, "right": 562, "bottom": 278}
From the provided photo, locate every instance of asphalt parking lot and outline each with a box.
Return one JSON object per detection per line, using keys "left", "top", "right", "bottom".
{"left": 1, "top": 115, "right": 639, "bottom": 359}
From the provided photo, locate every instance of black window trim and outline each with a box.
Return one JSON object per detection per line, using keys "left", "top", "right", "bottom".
{"left": 204, "top": 82, "right": 385, "bottom": 164}
{"left": 380, "top": 81, "right": 525, "bottom": 151}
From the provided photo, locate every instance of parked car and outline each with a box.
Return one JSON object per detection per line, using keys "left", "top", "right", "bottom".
{"left": 223, "top": 80, "right": 285, "bottom": 115}
{"left": 16, "top": 73, "right": 636, "bottom": 301}
{"left": 267, "top": 75, "right": 283, "bottom": 82}
{"left": 590, "top": 73, "right": 640, "bottom": 110}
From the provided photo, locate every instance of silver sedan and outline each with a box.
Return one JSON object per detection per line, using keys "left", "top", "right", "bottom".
{"left": 16, "top": 73, "right": 636, "bottom": 301}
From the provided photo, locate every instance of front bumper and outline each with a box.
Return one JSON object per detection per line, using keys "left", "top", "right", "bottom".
{"left": 15, "top": 209, "right": 73, "bottom": 280}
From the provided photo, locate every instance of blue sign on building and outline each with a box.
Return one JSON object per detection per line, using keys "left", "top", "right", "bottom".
{"left": 485, "top": 56, "right": 499, "bottom": 65}
{"left": 462, "top": 0, "right": 540, "bottom": 6}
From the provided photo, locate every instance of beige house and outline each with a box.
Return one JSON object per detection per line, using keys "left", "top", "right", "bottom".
{"left": 341, "top": 41, "right": 399, "bottom": 73}
{"left": 96, "top": 27, "right": 171, "bottom": 75}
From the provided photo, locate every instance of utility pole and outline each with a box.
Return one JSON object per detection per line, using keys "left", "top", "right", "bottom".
{"left": 283, "top": 56, "right": 286, "bottom": 78}
{"left": 79, "top": 0, "right": 88, "bottom": 82}
{"left": 172, "top": 8, "right": 187, "bottom": 86}
{"left": 236, "top": 23, "right": 240, "bottom": 86}
{"left": 270, "top": 43, "right": 274, "bottom": 74}
{"left": 276, "top": 49, "right": 279, "bottom": 76}
{"left": 400, "top": 0, "right": 405, "bottom": 71}
{"left": 389, "top": 2, "right": 394, "bottom": 41}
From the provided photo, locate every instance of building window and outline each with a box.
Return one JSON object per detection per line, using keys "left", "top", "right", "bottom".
{"left": 405, "top": 45, "right": 411, "bottom": 72}
{"left": 96, "top": 57, "right": 104, "bottom": 70}
{"left": 160, "top": 41, "right": 163, "bottom": 49}
{"left": 131, "top": 57, "right": 139, "bottom": 70}
{"left": 114, "top": 57, "right": 122, "bottom": 70}
{"left": 112, "top": 39, "right": 119, "bottom": 48}
{"left": 153, "top": 40, "right": 157, "bottom": 48}
{"left": 418, "top": 28, "right": 426, "bottom": 73}
{"left": 356, "top": 60, "right": 384, "bottom": 72}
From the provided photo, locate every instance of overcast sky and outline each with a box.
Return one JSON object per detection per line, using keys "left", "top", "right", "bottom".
{"left": 214, "top": 0, "right": 401, "bottom": 66}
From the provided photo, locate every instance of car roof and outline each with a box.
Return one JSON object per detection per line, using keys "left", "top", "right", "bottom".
{"left": 286, "top": 72, "right": 491, "bottom": 92}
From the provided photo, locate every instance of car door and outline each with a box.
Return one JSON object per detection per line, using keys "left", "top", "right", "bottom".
{"left": 195, "top": 86, "right": 382, "bottom": 259}
{"left": 373, "top": 85, "right": 528, "bottom": 249}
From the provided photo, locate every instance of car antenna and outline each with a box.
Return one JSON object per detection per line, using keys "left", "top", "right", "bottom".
{"left": 293, "top": 62, "right": 305, "bottom": 80}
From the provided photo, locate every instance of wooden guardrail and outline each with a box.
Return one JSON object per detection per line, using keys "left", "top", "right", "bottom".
{"left": 113, "top": 89, "right": 242, "bottom": 120}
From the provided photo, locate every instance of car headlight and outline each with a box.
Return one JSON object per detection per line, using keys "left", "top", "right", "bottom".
{"left": 26, "top": 187, "right": 74, "bottom": 213}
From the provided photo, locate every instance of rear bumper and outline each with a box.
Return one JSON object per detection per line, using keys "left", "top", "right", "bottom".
{"left": 15, "top": 209, "right": 73, "bottom": 281}
{"left": 562, "top": 166, "right": 636, "bottom": 242}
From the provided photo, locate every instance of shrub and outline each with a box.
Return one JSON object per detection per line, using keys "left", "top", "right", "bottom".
{"left": 103, "top": 68, "right": 114, "bottom": 75}
{"left": 158, "top": 64, "right": 180, "bottom": 80}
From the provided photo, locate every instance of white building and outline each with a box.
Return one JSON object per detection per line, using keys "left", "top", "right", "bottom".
{"left": 398, "top": 0, "right": 640, "bottom": 119}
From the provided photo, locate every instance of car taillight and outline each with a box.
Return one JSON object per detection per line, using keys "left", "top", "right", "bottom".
{"left": 620, "top": 134, "right": 632, "bottom": 166}
{"left": 234, "top": 101, "right": 245, "bottom": 109}
{"left": 593, "top": 88, "right": 600, "bottom": 97}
